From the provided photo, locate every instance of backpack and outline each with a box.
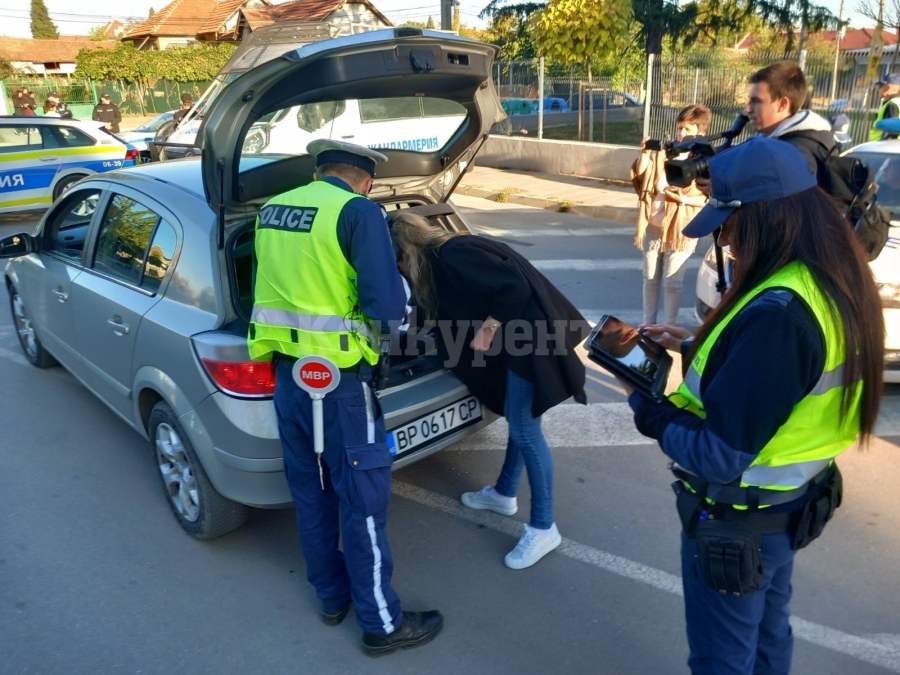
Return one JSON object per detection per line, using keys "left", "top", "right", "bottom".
{"left": 786, "top": 134, "right": 890, "bottom": 262}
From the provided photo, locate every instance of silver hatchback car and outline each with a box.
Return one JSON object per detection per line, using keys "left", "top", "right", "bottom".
{"left": 1, "top": 29, "right": 505, "bottom": 539}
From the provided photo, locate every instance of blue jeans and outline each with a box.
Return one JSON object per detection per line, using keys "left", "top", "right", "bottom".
{"left": 494, "top": 369, "right": 555, "bottom": 529}
{"left": 681, "top": 531, "right": 795, "bottom": 675}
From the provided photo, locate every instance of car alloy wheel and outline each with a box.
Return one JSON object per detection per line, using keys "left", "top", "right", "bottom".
{"left": 12, "top": 292, "right": 38, "bottom": 360}
{"left": 9, "top": 286, "right": 56, "bottom": 368}
{"left": 155, "top": 422, "right": 201, "bottom": 523}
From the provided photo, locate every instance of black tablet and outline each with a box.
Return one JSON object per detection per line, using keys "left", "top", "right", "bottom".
{"left": 584, "top": 315, "right": 673, "bottom": 401}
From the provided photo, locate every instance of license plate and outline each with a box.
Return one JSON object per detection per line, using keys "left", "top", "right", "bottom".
{"left": 387, "top": 396, "right": 482, "bottom": 456}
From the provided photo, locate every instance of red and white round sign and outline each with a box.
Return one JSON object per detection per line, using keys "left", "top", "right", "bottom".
{"left": 291, "top": 356, "right": 341, "bottom": 396}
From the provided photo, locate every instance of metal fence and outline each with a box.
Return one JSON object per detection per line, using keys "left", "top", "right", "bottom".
{"left": 3, "top": 77, "right": 213, "bottom": 117}
{"left": 491, "top": 60, "right": 646, "bottom": 143}
{"left": 493, "top": 49, "right": 895, "bottom": 148}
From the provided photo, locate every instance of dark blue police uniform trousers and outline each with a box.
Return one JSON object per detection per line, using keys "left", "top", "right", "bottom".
{"left": 273, "top": 357, "right": 402, "bottom": 635}
{"left": 681, "top": 531, "right": 795, "bottom": 675}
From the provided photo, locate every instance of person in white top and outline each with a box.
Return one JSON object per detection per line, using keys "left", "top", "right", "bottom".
{"left": 43, "top": 100, "right": 61, "bottom": 118}
{"left": 631, "top": 104, "right": 712, "bottom": 325}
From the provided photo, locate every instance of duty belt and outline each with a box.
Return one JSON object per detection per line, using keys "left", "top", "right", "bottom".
{"left": 670, "top": 462, "right": 834, "bottom": 508}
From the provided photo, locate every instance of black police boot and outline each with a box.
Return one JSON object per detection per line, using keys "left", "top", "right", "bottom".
{"left": 362, "top": 610, "right": 444, "bottom": 655}
{"left": 320, "top": 602, "right": 351, "bottom": 626}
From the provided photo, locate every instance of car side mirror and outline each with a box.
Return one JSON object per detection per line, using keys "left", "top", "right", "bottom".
{"left": 0, "top": 233, "right": 35, "bottom": 258}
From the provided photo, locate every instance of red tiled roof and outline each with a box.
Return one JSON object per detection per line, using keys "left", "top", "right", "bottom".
{"left": 0, "top": 36, "right": 116, "bottom": 63}
{"left": 247, "top": 0, "right": 392, "bottom": 29}
{"left": 124, "top": 0, "right": 264, "bottom": 39}
{"left": 734, "top": 28, "right": 898, "bottom": 51}
{"left": 124, "top": 0, "right": 389, "bottom": 40}
{"left": 197, "top": 0, "right": 257, "bottom": 36}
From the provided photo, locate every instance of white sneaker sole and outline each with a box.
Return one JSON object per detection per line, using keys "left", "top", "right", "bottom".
{"left": 503, "top": 532, "right": 562, "bottom": 570}
{"left": 460, "top": 492, "right": 518, "bottom": 516}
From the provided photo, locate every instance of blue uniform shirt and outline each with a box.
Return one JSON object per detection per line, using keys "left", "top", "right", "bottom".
{"left": 323, "top": 176, "right": 408, "bottom": 327}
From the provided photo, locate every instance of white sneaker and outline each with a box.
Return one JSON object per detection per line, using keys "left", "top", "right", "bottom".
{"left": 504, "top": 523, "right": 562, "bottom": 570}
{"left": 460, "top": 486, "right": 518, "bottom": 516}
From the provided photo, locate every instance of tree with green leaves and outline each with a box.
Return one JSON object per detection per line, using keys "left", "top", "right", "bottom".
{"left": 149, "top": 7, "right": 155, "bottom": 16}
{"left": 30, "top": 0, "right": 59, "bottom": 40}
{"left": 536, "top": 0, "right": 633, "bottom": 64}
{"left": 0, "top": 55, "right": 15, "bottom": 78}
{"left": 426, "top": 16, "right": 436, "bottom": 29}
{"left": 88, "top": 24, "right": 110, "bottom": 41}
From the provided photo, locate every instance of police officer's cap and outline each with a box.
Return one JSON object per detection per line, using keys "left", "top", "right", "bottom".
{"left": 307, "top": 139, "right": 388, "bottom": 177}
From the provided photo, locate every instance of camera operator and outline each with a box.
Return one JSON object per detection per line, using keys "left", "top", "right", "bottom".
{"left": 631, "top": 105, "right": 712, "bottom": 325}
{"left": 621, "top": 136, "right": 884, "bottom": 675}
{"left": 745, "top": 60, "right": 836, "bottom": 184}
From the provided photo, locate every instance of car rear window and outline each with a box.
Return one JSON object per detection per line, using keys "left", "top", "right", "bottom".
{"left": 239, "top": 96, "right": 468, "bottom": 167}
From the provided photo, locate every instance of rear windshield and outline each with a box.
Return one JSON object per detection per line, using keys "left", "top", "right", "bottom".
{"left": 239, "top": 96, "right": 467, "bottom": 169}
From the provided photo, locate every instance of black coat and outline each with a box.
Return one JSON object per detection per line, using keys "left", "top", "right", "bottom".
{"left": 429, "top": 235, "right": 589, "bottom": 417}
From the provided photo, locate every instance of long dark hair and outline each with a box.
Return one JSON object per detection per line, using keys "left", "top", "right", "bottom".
{"left": 688, "top": 188, "right": 884, "bottom": 440}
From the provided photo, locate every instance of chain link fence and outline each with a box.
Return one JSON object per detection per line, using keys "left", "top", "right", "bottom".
{"left": 492, "top": 49, "right": 892, "bottom": 149}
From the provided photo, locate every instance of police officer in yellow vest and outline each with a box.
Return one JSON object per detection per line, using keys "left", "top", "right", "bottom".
{"left": 869, "top": 73, "right": 900, "bottom": 141}
{"left": 621, "top": 137, "right": 884, "bottom": 675}
{"left": 249, "top": 139, "right": 443, "bottom": 654}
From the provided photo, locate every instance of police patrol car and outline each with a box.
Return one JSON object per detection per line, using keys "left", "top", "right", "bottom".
{"left": 0, "top": 116, "right": 138, "bottom": 213}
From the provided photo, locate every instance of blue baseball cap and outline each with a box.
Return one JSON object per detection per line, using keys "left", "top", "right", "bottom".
{"left": 876, "top": 73, "right": 900, "bottom": 86}
{"left": 682, "top": 136, "right": 818, "bottom": 238}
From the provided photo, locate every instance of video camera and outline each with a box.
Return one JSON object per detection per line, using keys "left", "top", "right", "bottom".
{"left": 646, "top": 113, "right": 750, "bottom": 188}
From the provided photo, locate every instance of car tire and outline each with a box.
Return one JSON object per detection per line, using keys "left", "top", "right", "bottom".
{"left": 139, "top": 151, "right": 152, "bottom": 164}
{"left": 52, "top": 174, "right": 86, "bottom": 201}
{"left": 8, "top": 284, "right": 57, "bottom": 368}
{"left": 149, "top": 401, "right": 249, "bottom": 539}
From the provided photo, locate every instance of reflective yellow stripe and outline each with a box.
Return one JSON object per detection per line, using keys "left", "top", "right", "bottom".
{"left": 0, "top": 195, "right": 52, "bottom": 207}
{"left": 0, "top": 146, "right": 121, "bottom": 162}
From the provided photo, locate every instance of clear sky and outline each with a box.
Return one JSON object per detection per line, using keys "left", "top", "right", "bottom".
{"left": 0, "top": 0, "right": 878, "bottom": 41}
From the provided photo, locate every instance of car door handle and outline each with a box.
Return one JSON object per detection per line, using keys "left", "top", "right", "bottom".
{"left": 107, "top": 318, "right": 130, "bottom": 336}
{"left": 40, "top": 156, "right": 59, "bottom": 162}
{"left": 52, "top": 288, "right": 69, "bottom": 302}
{"left": 341, "top": 135, "right": 355, "bottom": 139}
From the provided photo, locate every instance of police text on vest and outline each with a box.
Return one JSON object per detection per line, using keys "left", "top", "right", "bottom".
{"left": 258, "top": 206, "right": 319, "bottom": 232}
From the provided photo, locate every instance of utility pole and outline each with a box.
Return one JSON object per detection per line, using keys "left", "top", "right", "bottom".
{"left": 830, "top": 0, "right": 846, "bottom": 102}
{"left": 441, "top": 0, "right": 453, "bottom": 30}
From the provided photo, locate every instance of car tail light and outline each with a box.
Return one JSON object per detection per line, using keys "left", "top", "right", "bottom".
{"left": 125, "top": 149, "right": 139, "bottom": 162}
{"left": 192, "top": 331, "right": 275, "bottom": 398}
{"left": 200, "top": 358, "right": 276, "bottom": 396}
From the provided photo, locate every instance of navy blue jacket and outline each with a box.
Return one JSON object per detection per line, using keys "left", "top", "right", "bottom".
{"left": 325, "top": 176, "right": 408, "bottom": 326}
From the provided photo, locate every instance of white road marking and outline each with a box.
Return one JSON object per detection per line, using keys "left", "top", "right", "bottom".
{"left": 392, "top": 480, "right": 900, "bottom": 673}
{"left": 533, "top": 258, "right": 703, "bottom": 272}
{"left": 477, "top": 225, "right": 633, "bottom": 237}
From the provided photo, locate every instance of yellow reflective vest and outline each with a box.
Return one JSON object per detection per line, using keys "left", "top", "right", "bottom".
{"left": 869, "top": 96, "right": 900, "bottom": 141}
{"left": 248, "top": 180, "right": 380, "bottom": 368}
{"left": 669, "top": 261, "right": 861, "bottom": 493}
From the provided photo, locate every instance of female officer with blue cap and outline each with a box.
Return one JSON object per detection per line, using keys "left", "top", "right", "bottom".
{"left": 622, "top": 136, "right": 884, "bottom": 674}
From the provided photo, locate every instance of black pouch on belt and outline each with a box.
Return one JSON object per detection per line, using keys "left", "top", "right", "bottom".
{"left": 694, "top": 519, "right": 764, "bottom": 597}
{"left": 791, "top": 464, "right": 843, "bottom": 550}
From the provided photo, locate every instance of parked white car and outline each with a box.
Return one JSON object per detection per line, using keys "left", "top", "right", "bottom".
{"left": 695, "top": 138, "right": 900, "bottom": 382}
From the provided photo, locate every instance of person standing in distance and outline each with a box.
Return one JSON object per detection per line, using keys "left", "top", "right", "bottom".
{"left": 173, "top": 92, "right": 193, "bottom": 128}
{"left": 626, "top": 137, "right": 884, "bottom": 675}
{"left": 92, "top": 92, "right": 121, "bottom": 133}
{"left": 869, "top": 73, "right": 900, "bottom": 141}
{"left": 248, "top": 139, "right": 443, "bottom": 655}
{"left": 631, "top": 104, "right": 711, "bottom": 326}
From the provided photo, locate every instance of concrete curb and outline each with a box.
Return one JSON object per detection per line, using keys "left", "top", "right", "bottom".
{"left": 453, "top": 185, "right": 638, "bottom": 224}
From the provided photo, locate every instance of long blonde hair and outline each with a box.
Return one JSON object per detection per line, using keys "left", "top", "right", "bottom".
{"left": 390, "top": 212, "right": 460, "bottom": 318}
